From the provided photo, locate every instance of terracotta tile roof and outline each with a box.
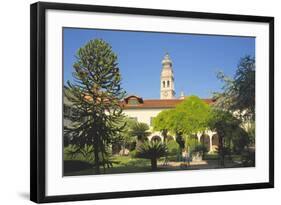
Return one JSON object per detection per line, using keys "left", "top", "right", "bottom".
{"left": 64, "top": 89, "right": 215, "bottom": 110}
{"left": 121, "top": 97, "right": 215, "bottom": 109}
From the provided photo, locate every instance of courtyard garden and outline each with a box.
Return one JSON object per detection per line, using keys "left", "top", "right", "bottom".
{"left": 63, "top": 38, "right": 255, "bottom": 176}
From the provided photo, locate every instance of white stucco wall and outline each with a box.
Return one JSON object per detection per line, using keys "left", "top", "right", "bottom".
{"left": 123, "top": 108, "right": 168, "bottom": 140}
{"left": 123, "top": 108, "right": 165, "bottom": 126}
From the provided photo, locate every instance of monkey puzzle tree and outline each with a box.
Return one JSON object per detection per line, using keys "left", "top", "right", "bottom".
{"left": 64, "top": 39, "right": 126, "bottom": 174}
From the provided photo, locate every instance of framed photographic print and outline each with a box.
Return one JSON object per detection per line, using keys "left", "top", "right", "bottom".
{"left": 30, "top": 1, "right": 274, "bottom": 203}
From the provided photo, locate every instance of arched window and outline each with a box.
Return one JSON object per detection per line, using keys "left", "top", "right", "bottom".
{"left": 167, "top": 80, "right": 170, "bottom": 87}
{"left": 162, "top": 81, "right": 165, "bottom": 88}
{"left": 151, "top": 135, "right": 161, "bottom": 142}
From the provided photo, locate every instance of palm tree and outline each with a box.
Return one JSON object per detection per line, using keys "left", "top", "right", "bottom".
{"left": 129, "top": 122, "right": 151, "bottom": 149}
{"left": 136, "top": 141, "right": 168, "bottom": 170}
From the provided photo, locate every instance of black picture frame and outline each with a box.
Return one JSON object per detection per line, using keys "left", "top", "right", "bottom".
{"left": 30, "top": 1, "right": 274, "bottom": 203}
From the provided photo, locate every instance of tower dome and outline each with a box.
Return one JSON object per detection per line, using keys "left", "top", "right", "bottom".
{"left": 161, "top": 53, "right": 172, "bottom": 66}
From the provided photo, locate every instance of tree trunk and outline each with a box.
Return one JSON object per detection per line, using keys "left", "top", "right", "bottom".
{"left": 151, "top": 158, "right": 157, "bottom": 170}
{"left": 136, "top": 137, "right": 143, "bottom": 151}
{"left": 121, "top": 144, "right": 125, "bottom": 156}
{"left": 163, "top": 130, "right": 168, "bottom": 144}
{"left": 218, "top": 135, "right": 225, "bottom": 167}
{"left": 94, "top": 137, "right": 100, "bottom": 174}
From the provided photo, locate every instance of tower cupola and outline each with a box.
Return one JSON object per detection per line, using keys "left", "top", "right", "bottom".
{"left": 160, "top": 53, "right": 175, "bottom": 99}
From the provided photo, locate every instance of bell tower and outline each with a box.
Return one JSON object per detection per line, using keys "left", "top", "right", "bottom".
{"left": 160, "top": 53, "right": 175, "bottom": 99}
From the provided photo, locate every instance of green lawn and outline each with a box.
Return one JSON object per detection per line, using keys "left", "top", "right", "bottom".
{"left": 203, "top": 153, "right": 219, "bottom": 160}
{"left": 64, "top": 155, "right": 175, "bottom": 176}
{"left": 64, "top": 152, "right": 251, "bottom": 176}
{"left": 64, "top": 156, "right": 151, "bottom": 176}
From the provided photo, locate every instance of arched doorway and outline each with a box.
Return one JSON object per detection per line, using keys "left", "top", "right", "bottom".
{"left": 212, "top": 134, "right": 219, "bottom": 152}
{"left": 200, "top": 134, "right": 210, "bottom": 152}
{"left": 151, "top": 135, "right": 161, "bottom": 142}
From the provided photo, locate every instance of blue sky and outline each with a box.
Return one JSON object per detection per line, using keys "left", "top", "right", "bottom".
{"left": 63, "top": 28, "right": 255, "bottom": 99}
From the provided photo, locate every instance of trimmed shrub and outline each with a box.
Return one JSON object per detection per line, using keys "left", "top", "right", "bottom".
{"left": 130, "top": 149, "right": 137, "bottom": 158}
{"left": 190, "top": 143, "right": 207, "bottom": 154}
{"left": 167, "top": 140, "right": 180, "bottom": 156}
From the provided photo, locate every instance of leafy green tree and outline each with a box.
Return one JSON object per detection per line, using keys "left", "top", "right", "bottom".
{"left": 129, "top": 122, "right": 151, "bottom": 149}
{"left": 245, "top": 122, "right": 255, "bottom": 146}
{"left": 136, "top": 141, "right": 168, "bottom": 170}
{"left": 152, "top": 109, "right": 173, "bottom": 143}
{"left": 166, "top": 140, "right": 182, "bottom": 161}
{"left": 175, "top": 96, "right": 212, "bottom": 136}
{"left": 230, "top": 127, "right": 250, "bottom": 154}
{"left": 167, "top": 140, "right": 180, "bottom": 156}
{"left": 214, "top": 56, "right": 255, "bottom": 121}
{"left": 152, "top": 104, "right": 185, "bottom": 151}
{"left": 153, "top": 96, "right": 212, "bottom": 151}
{"left": 117, "top": 117, "right": 138, "bottom": 153}
{"left": 208, "top": 109, "right": 242, "bottom": 166}
{"left": 211, "top": 56, "right": 255, "bottom": 165}
{"left": 155, "top": 96, "right": 211, "bottom": 148}
{"left": 64, "top": 39, "right": 126, "bottom": 174}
